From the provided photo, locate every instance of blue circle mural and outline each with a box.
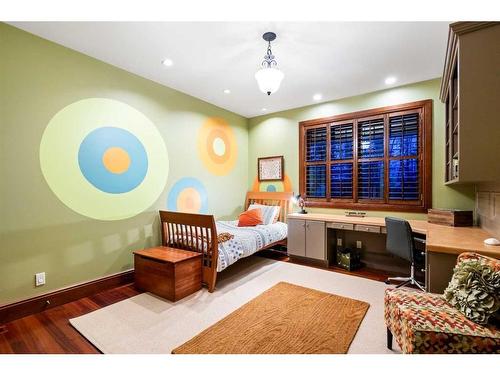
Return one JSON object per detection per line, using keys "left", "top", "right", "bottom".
{"left": 167, "top": 177, "right": 208, "bottom": 214}
{"left": 78, "top": 127, "right": 148, "bottom": 194}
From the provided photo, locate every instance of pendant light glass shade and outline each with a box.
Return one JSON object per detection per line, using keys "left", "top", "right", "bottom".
{"left": 255, "top": 67, "right": 284, "bottom": 96}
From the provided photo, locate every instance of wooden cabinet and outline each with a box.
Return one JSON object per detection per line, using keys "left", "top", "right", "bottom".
{"left": 440, "top": 22, "right": 500, "bottom": 184}
{"left": 287, "top": 218, "right": 326, "bottom": 261}
{"left": 133, "top": 246, "right": 202, "bottom": 302}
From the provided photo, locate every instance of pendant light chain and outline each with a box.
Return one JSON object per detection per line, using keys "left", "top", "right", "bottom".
{"left": 262, "top": 40, "right": 277, "bottom": 68}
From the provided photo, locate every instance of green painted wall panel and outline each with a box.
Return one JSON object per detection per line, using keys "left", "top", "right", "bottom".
{"left": 0, "top": 24, "right": 248, "bottom": 304}
{"left": 248, "top": 79, "right": 475, "bottom": 220}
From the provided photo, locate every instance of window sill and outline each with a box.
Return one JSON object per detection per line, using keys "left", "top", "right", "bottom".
{"left": 304, "top": 200, "right": 428, "bottom": 213}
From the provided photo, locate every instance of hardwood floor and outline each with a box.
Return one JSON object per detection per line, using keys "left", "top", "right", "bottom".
{"left": 0, "top": 284, "right": 140, "bottom": 354}
{"left": 0, "top": 251, "right": 392, "bottom": 354}
{"left": 257, "top": 249, "right": 394, "bottom": 282}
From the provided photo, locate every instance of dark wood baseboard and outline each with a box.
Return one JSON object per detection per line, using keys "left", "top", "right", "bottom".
{"left": 0, "top": 270, "right": 134, "bottom": 324}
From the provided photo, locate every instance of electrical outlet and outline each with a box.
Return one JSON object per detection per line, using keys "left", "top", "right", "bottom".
{"left": 337, "top": 238, "right": 342, "bottom": 246}
{"left": 35, "top": 272, "right": 46, "bottom": 287}
{"left": 356, "top": 240, "right": 362, "bottom": 249}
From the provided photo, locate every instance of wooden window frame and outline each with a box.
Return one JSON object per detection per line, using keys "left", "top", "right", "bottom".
{"left": 299, "top": 100, "right": 432, "bottom": 213}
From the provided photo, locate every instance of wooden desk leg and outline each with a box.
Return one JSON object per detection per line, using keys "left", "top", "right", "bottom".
{"left": 426, "top": 252, "right": 458, "bottom": 293}
{"left": 387, "top": 328, "right": 393, "bottom": 350}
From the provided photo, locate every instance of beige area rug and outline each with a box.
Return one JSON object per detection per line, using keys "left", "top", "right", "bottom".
{"left": 70, "top": 256, "right": 401, "bottom": 353}
{"left": 172, "top": 282, "right": 369, "bottom": 354}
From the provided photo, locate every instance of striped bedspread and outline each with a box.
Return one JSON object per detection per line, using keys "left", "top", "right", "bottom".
{"left": 216, "top": 220, "right": 288, "bottom": 272}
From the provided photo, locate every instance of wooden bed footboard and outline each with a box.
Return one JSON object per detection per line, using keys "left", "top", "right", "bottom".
{"left": 159, "top": 211, "right": 218, "bottom": 292}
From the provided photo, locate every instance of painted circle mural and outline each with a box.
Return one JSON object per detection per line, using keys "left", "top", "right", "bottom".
{"left": 78, "top": 127, "right": 148, "bottom": 194}
{"left": 252, "top": 174, "right": 293, "bottom": 193}
{"left": 40, "top": 98, "right": 169, "bottom": 221}
{"left": 197, "top": 117, "right": 237, "bottom": 176}
{"left": 167, "top": 177, "right": 208, "bottom": 214}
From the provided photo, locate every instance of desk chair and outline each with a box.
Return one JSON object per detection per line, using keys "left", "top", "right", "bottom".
{"left": 384, "top": 217, "right": 426, "bottom": 291}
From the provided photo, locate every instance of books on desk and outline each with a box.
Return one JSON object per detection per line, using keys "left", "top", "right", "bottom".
{"left": 345, "top": 211, "right": 366, "bottom": 218}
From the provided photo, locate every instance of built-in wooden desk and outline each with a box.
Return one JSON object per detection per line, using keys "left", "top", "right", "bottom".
{"left": 287, "top": 213, "right": 499, "bottom": 292}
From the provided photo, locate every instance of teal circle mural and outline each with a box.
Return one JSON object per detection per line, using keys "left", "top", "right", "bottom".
{"left": 167, "top": 177, "right": 208, "bottom": 214}
{"left": 40, "top": 98, "right": 169, "bottom": 221}
{"left": 78, "top": 127, "right": 148, "bottom": 194}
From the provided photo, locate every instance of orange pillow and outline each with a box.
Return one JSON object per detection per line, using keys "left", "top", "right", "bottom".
{"left": 238, "top": 208, "right": 263, "bottom": 227}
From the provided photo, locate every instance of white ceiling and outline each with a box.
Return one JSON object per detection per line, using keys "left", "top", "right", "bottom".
{"left": 11, "top": 22, "right": 449, "bottom": 118}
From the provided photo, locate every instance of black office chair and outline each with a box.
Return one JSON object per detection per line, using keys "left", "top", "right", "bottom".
{"left": 384, "top": 217, "right": 426, "bottom": 291}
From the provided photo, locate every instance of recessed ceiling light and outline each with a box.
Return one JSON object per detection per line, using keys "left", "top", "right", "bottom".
{"left": 385, "top": 76, "right": 397, "bottom": 85}
{"left": 262, "top": 108, "right": 267, "bottom": 112}
{"left": 223, "top": 89, "right": 231, "bottom": 94}
{"left": 313, "top": 93, "right": 322, "bottom": 101}
{"left": 162, "top": 58, "right": 173, "bottom": 67}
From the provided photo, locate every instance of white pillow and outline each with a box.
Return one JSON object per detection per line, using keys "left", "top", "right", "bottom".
{"left": 248, "top": 204, "right": 280, "bottom": 225}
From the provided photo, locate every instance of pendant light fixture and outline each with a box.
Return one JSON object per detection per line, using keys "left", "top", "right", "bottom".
{"left": 255, "top": 32, "right": 284, "bottom": 96}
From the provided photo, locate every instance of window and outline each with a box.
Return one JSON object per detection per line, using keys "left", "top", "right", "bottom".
{"left": 299, "top": 100, "right": 432, "bottom": 212}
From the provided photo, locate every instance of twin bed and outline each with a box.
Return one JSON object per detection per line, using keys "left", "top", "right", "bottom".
{"left": 159, "top": 191, "right": 293, "bottom": 292}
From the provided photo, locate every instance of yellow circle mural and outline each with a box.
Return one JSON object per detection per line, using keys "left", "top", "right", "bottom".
{"left": 252, "top": 174, "right": 293, "bottom": 192}
{"left": 197, "top": 117, "right": 237, "bottom": 175}
{"left": 40, "top": 98, "right": 169, "bottom": 221}
{"left": 102, "top": 147, "right": 131, "bottom": 174}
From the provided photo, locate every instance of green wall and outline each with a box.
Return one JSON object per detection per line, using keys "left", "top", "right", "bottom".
{"left": 0, "top": 24, "right": 248, "bottom": 304}
{"left": 248, "top": 79, "right": 475, "bottom": 219}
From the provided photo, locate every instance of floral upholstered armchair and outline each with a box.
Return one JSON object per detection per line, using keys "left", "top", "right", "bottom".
{"left": 384, "top": 252, "right": 500, "bottom": 354}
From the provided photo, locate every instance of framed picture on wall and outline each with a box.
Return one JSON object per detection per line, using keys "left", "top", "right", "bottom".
{"left": 258, "top": 156, "right": 284, "bottom": 181}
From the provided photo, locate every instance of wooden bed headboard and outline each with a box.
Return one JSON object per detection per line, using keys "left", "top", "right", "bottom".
{"left": 245, "top": 191, "right": 293, "bottom": 223}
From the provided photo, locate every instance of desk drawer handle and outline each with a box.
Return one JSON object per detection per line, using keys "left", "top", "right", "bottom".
{"left": 358, "top": 225, "right": 377, "bottom": 232}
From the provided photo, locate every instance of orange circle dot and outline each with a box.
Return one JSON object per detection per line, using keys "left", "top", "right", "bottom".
{"left": 102, "top": 147, "right": 131, "bottom": 174}
{"left": 177, "top": 188, "right": 202, "bottom": 213}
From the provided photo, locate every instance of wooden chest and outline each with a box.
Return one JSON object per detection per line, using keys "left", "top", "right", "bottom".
{"left": 427, "top": 209, "right": 473, "bottom": 227}
{"left": 133, "top": 246, "right": 202, "bottom": 302}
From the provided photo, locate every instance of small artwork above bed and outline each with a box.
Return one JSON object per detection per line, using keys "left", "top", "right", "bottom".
{"left": 258, "top": 156, "right": 284, "bottom": 181}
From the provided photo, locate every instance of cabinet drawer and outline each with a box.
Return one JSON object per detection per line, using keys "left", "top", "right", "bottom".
{"left": 327, "top": 222, "right": 354, "bottom": 231}
{"left": 354, "top": 224, "right": 381, "bottom": 233}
